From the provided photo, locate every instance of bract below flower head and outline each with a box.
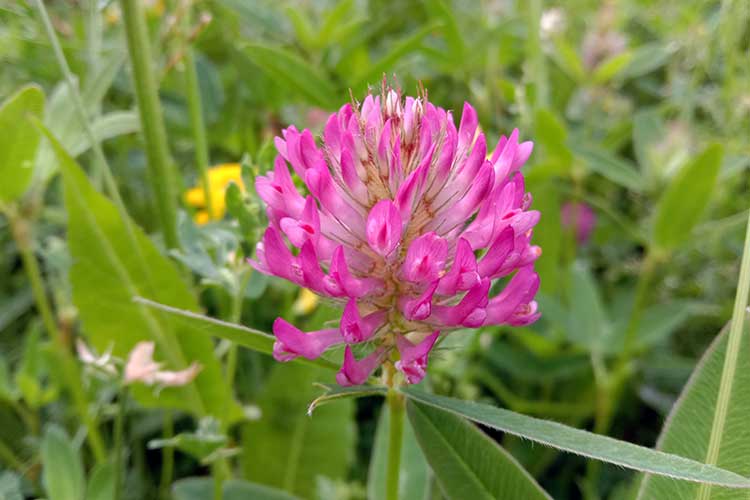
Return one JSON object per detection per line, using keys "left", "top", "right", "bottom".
{"left": 250, "top": 86, "right": 541, "bottom": 386}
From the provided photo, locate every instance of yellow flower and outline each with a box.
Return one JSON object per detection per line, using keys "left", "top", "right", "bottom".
{"left": 184, "top": 163, "right": 245, "bottom": 225}
{"left": 292, "top": 288, "right": 320, "bottom": 316}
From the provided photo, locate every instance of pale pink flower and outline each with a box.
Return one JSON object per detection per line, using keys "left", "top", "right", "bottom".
{"left": 251, "top": 87, "right": 541, "bottom": 385}
{"left": 124, "top": 341, "right": 202, "bottom": 387}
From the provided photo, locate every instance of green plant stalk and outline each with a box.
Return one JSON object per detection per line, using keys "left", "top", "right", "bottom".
{"left": 7, "top": 211, "right": 106, "bottom": 463}
{"left": 526, "top": 0, "right": 549, "bottom": 109}
{"left": 182, "top": 6, "right": 215, "bottom": 219}
{"left": 386, "top": 387, "right": 405, "bottom": 500}
{"left": 159, "top": 411, "right": 175, "bottom": 500}
{"left": 33, "top": 0, "right": 129, "bottom": 217}
{"left": 696, "top": 207, "right": 750, "bottom": 500}
{"left": 226, "top": 270, "right": 251, "bottom": 386}
{"left": 0, "top": 438, "right": 24, "bottom": 472}
{"left": 119, "top": 0, "right": 180, "bottom": 249}
{"left": 114, "top": 387, "right": 127, "bottom": 500}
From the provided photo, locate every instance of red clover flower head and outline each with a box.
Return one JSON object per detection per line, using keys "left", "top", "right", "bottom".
{"left": 251, "top": 87, "right": 541, "bottom": 386}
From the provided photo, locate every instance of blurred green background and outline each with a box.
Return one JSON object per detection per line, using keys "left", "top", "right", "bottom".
{"left": 0, "top": 0, "right": 748, "bottom": 499}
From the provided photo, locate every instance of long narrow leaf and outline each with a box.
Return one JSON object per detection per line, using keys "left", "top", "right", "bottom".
{"left": 400, "top": 388, "right": 750, "bottom": 488}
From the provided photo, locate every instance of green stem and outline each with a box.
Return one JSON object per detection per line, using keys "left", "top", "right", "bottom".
{"left": 33, "top": 0, "right": 128, "bottom": 219}
{"left": 7, "top": 210, "right": 106, "bottom": 463}
{"left": 697, "top": 206, "right": 750, "bottom": 500}
{"left": 621, "top": 250, "right": 659, "bottom": 357}
{"left": 159, "top": 411, "right": 175, "bottom": 500}
{"left": 182, "top": 4, "right": 214, "bottom": 219}
{"left": 526, "top": 0, "right": 548, "bottom": 109}
{"left": 0, "top": 438, "right": 25, "bottom": 472}
{"left": 114, "top": 387, "right": 127, "bottom": 500}
{"left": 119, "top": 0, "right": 180, "bottom": 249}
{"left": 212, "top": 462, "right": 227, "bottom": 500}
{"left": 385, "top": 388, "right": 405, "bottom": 500}
{"left": 226, "top": 270, "right": 251, "bottom": 386}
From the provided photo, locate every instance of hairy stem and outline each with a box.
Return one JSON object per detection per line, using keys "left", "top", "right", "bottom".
{"left": 385, "top": 386, "right": 405, "bottom": 500}
{"left": 119, "top": 0, "right": 180, "bottom": 249}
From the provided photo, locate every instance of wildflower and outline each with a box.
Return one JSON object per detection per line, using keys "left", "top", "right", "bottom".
{"left": 184, "top": 163, "right": 244, "bottom": 225}
{"left": 76, "top": 339, "right": 117, "bottom": 375}
{"left": 124, "top": 341, "right": 202, "bottom": 387}
{"left": 250, "top": 87, "right": 541, "bottom": 386}
{"left": 561, "top": 202, "right": 596, "bottom": 245}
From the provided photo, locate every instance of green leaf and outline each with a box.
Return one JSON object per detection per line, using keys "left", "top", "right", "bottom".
{"left": 570, "top": 143, "right": 644, "bottom": 192}
{"left": 533, "top": 108, "right": 573, "bottom": 172}
{"left": 652, "top": 144, "right": 724, "bottom": 251}
{"left": 243, "top": 44, "right": 337, "bottom": 108}
{"left": 0, "top": 471, "right": 23, "bottom": 500}
{"left": 0, "top": 84, "right": 44, "bottom": 203}
{"left": 134, "top": 297, "right": 337, "bottom": 371}
{"left": 527, "top": 182, "right": 562, "bottom": 294}
{"left": 41, "top": 425, "right": 85, "bottom": 500}
{"left": 368, "top": 403, "right": 430, "bottom": 500}
{"left": 408, "top": 402, "right": 550, "bottom": 500}
{"left": 86, "top": 462, "right": 115, "bottom": 500}
{"left": 632, "top": 108, "right": 665, "bottom": 176}
{"left": 242, "top": 363, "right": 355, "bottom": 497}
{"left": 44, "top": 129, "right": 235, "bottom": 418}
{"left": 400, "top": 388, "right": 750, "bottom": 488}
{"left": 566, "top": 261, "right": 612, "bottom": 351}
{"left": 67, "top": 111, "right": 140, "bottom": 157}
{"left": 620, "top": 43, "right": 674, "bottom": 80}
{"left": 592, "top": 51, "right": 634, "bottom": 84}
{"left": 308, "top": 384, "right": 386, "bottom": 416}
{"left": 149, "top": 417, "right": 228, "bottom": 463}
{"left": 637, "top": 319, "right": 750, "bottom": 499}
{"left": 551, "top": 38, "right": 585, "bottom": 82}
{"left": 350, "top": 22, "right": 441, "bottom": 92}
{"left": 173, "top": 477, "right": 300, "bottom": 500}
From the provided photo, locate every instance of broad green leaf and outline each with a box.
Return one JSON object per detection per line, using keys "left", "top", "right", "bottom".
{"left": 45, "top": 130, "right": 235, "bottom": 418}
{"left": 173, "top": 477, "right": 299, "bottom": 500}
{"left": 652, "top": 144, "right": 723, "bottom": 251}
{"left": 0, "top": 85, "right": 44, "bottom": 203}
{"left": 614, "top": 301, "right": 697, "bottom": 350}
{"left": 570, "top": 143, "right": 644, "bottom": 192}
{"left": 134, "top": 297, "right": 338, "bottom": 371}
{"left": 81, "top": 51, "right": 127, "bottom": 114}
{"left": 86, "top": 462, "right": 115, "bottom": 500}
{"left": 368, "top": 403, "right": 430, "bottom": 500}
{"left": 350, "top": 22, "right": 441, "bottom": 92}
{"left": 41, "top": 425, "right": 85, "bottom": 500}
{"left": 243, "top": 44, "right": 336, "bottom": 108}
{"left": 149, "top": 417, "right": 228, "bottom": 463}
{"left": 567, "top": 261, "right": 612, "bottom": 351}
{"left": 408, "top": 402, "right": 550, "bottom": 500}
{"left": 592, "top": 51, "right": 634, "bottom": 84}
{"left": 637, "top": 320, "right": 750, "bottom": 499}
{"left": 243, "top": 363, "right": 355, "bottom": 497}
{"left": 400, "top": 388, "right": 750, "bottom": 488}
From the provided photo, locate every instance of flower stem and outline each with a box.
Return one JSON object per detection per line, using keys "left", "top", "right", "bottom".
{"left": 119, "top": 0, "right": 180, "bottom": 249}
{"left": 181, "top": 3, "right": 215, "bottom": 220}
{"left": 385, "top": 387, "right": 405, "bottom": 500}
{"left": 6, "top": 209, "right": 106, "bottom": 463}
{"left": 158, "top": 411, "right": 175, "bottom": 500}
{"left": 114, "top": 387, "right": 127, "bottom": 500}
{"left": 696, "top": 205, "right": 750, "bottom": 500}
